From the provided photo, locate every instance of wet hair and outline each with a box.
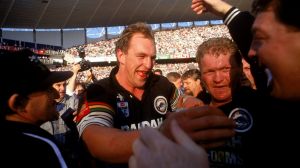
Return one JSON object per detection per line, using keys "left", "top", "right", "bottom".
{"left": 196, "top": 37, "right": 242, "bottom": 69}
{"left": 252, "top": 0, "right": 300, "bottom": 30}
{"left": 195, "top": 37, "right": 243, "bottom": 92}
{"left": 115, "top": 22, "right": 155, "bottom": 54}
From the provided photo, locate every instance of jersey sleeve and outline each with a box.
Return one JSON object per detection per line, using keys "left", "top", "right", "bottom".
{"left": 76, "top": 84, "right": 115, "bottom": 137}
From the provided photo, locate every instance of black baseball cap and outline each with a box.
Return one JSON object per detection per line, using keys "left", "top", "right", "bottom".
{"left": 0, "top": 49, "right": 73, "bottom": 96}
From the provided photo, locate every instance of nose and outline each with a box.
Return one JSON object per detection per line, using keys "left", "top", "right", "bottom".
{"left": 213, "top": 71, "right": 223, "bottom": 83}
{"left": 248, "top": 41, "right": 257, "bottom": 59}
{"left": 183, "top": 82, "right": 188, "bottom": 89}
{"left": 248, "top": 48, "right": 256, "bottom": 59}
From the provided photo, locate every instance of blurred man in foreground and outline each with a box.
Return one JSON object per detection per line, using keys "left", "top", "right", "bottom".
{"left": 0, "top": 49, "right": 73, "bottom": 167}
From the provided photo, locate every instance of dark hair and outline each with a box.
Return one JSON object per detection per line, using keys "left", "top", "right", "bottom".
{"left": 115, "top": 22, "right": 155, "bottom": 54}
{"left": 181, "top": 69, "right": 201, "bottom": 81}
{"left": 252, "top": 0, "right": 300, "bottom": 30}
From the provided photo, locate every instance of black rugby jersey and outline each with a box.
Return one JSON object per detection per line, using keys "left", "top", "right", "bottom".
{"left": 224, "top": 8, "right": 300, "bottom": 167}
{"left": 77, "top": 66, "right": 181, "bottom": 135}
{"left": 76, "top": 66, "right": 181, "bottom": 168}
{"left": 207, "top": 87, "right": 259, "bottom": 168}
{"left": 2, "top": 121, "right": 68, "bottom": 168}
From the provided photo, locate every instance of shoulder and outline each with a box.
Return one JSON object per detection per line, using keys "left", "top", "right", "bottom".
{"left": 64, "top": 93, "right": 78, "bottom": 102}
{"left": 85, "top": 79, "right": 116, "bottom": 103}
{"left": 149, "top": 74, "right": 174, "bottom": 88}
{"left": 3, "top": 130, "right": 60, "bottom": 154}
{"left": 224, "top": 7, "right": 254, "bottom": 27}
{"left": 2, "top": 132, "right": 63, "bottom": 167}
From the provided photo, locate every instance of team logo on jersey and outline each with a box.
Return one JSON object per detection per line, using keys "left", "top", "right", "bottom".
{"left": 229, "top": 108, "right": 253, "bottom": 133}
{"left": 154, "top": 96, "right": 168, "bottom": 115}
{"left": 117, "top": 101, "right": 129, "bottom": 117}
{"left": 117, "top": 93, "right": 129, "bottom": 117}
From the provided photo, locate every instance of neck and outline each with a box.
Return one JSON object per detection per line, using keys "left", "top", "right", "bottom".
{"left": 210, "top": 99, "right": 232, "bottom": 107}
{"left": 6, "top": 114, "right": 38, "bottom": 126}
{"left": 194, "top": 87, "right": 203, "bottom": 97}
{"left": 116, "top": 72, "right": 144, "bottom": 100}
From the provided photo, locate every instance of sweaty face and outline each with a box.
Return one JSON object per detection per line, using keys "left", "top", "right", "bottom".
{"left": 200, "top": 53, "right": 240, "bottom": 105}
{"left": 119, "top": 33, "right": 156, "bottom": 89}
{"left": 249, "top": 7, "right": 300, "bottom": 101}
{"left": 25, "top": 87, "right": 59, "bottom": 125}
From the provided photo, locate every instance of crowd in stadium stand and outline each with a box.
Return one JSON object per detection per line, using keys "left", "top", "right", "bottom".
{"left": 64, "top": 25, "right": 230, "bottom": 59}
{"left": 50, "top": 62, "right": 199, "bottom": 83}
{"left": 1, "top": 24, "right": 230, "bottom": 84}
{"left": 46, "top": 24, "right": 231, "bottom": 84}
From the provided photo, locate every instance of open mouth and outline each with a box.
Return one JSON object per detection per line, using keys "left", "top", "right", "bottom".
{"left": 137, "top": 71, "right": 149, "bottom": 79}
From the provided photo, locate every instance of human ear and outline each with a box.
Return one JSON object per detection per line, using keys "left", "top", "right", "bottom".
{"left": 116, "top": 49, "right": 126, "bottom": 65}
{"left": 8, "top": 94, "right": 27, "bottom": 112}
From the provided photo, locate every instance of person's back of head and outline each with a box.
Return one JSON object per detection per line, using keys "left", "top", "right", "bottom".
{"left": 153, "top": 69, "right": 163, "bottom": 76}
{"left": 166, "top": 72, "right": 182, "bottom": 89}
{"left": 166, "top": 72, "right": 181, "bottom": 82}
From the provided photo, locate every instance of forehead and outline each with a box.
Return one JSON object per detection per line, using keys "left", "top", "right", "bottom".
{"left": 53, "top": 81, "right": 66, "bottom": 86}
{"left": 252, "top": 8, "right": 277, "bottom": 33}
{"left": 128, "top": 33, "right": 155, "bottom": 49}
{"left": 183, "top": 78, "right": 196, "bottom": 83}
{"left": 200, "top": 53, "right": 232, "bottom": 67}
{"left": 27, "top": 89, "right": 49, "bottom": 97}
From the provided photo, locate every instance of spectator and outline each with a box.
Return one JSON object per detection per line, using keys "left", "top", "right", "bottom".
{"left": 0, "top": 49, "right": 73, "bottom": 167}
{"left": 242, "top": 58, "right": 256, "bottom": 90}
{"left": 74, "top": 81, "right": 86, "bottom": 99}
{"left": 166, "top": 71, "right": 184, "bottom": 93}
{"left": 153, "top": 68, "right": 163, "bottom": 75}
{"left": 41, "top": 69, "right": 80, "bottom": 167}
{"left": 181, "top": 69, "right": 211, "bottom": 104}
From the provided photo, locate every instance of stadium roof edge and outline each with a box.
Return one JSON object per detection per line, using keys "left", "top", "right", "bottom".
{"left": 0, "top": 0, "right": 253, "bottom": 29}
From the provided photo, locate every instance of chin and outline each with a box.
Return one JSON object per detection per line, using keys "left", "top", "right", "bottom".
{"left": 136, "top": 83, "right": 146, "bottom": 89}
